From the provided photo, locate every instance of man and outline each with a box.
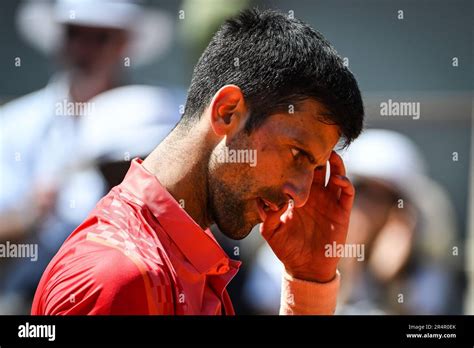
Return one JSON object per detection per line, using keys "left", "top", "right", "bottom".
{"left": 32, "top": 8, "right": 364, "bottom": 315}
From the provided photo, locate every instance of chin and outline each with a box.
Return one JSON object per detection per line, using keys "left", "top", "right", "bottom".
{"left": 217, "top": 222, "right": 254, "bottom": 241}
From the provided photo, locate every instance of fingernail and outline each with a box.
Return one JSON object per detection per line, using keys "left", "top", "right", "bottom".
{"left": 288, "top": 199, "right": 294, "bottom": 209}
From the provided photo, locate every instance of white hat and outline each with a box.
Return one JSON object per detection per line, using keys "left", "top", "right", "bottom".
{"left": 342, "top": 130, "right": 459, "bottom": 265}
{"left": 341, "top": 129, "right": 427, "bottom": 199}
{"left": 16, "top": 0, "right": 174, "bottom": 66}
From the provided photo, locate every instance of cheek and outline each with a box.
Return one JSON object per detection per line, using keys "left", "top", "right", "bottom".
{"left": 213, "top": 161, "right": 256, "bottom": 192}
{"left": 253, "top": 144, "right": 289, "bottom": 185}
{"left": 248, "top": 129, "right": 293, "bottom": 189}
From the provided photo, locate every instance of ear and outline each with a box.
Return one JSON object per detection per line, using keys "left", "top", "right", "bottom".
{"left": 208, "top": 85, "right": 248, "bottom": 137}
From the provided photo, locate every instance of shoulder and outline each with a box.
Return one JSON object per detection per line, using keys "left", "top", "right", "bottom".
{"left": 1, "top": 87, "right": 52, "bottom": 126}
{"left": 33, "top": 235, "right": 174, "bottom": 315}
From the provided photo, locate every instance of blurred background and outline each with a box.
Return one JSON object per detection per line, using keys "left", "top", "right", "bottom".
{"left": 0, "top": 0, "right": 472, "bottom": 315}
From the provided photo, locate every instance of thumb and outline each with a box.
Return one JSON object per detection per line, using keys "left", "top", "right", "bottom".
{"left": 280, "top": 199, "right": 294, "bottom": 223}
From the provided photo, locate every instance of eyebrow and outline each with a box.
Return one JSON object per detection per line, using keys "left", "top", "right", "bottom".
{"left": 300, "top": 148, "right": 317, "bottom": 165}
{"left": 314, "top": 112, "right": 343, "bottom": 138}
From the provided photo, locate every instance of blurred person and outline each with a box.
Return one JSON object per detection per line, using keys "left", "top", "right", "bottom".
{"left": 242, "top": 129, "right": 461, "bottom": 315}
{"left": 0, "top": 0, "right": 174, "bottom": 313}
{"left": 31, "top": 9, "right": 364, "bottom": 315}
{"left": 339, "top": 129, "right": 461, "bottom": 315}
{"left": 466, "top": 119, "right": 474, "bottom": 315}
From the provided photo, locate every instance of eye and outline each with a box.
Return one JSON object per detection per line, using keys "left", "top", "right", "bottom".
{"left": 290, "top": 148, "right": 301, "bottom": 158}
{"left": 290, "top": 147, "right": 316, "bottom": 166}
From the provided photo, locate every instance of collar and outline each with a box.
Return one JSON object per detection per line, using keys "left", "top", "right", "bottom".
{"left": 120, "top": 158, "right": 240, "bottom": 275}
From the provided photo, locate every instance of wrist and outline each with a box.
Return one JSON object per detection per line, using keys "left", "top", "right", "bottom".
{"left": 285, "top": 267, "right": 337, "bottom": 283}
{"left": 280, "top": 269, "right": 341, "bottom": 315}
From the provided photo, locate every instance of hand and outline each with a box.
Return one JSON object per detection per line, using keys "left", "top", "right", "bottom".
{"left": 261, "top": 151, "right": 355, "bottom": 283}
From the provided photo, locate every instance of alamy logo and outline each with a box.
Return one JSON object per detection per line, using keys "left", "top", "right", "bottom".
{"left": 217, "top": 146, "right": 257, "bottom": 167}
{"left": 55, "top": 99, "right": 95, "bottom": 116}
{"left": 324, "top": 241, "right": 365, "bottom": 261}
{"left": 18, "top": 322, "right": 56, "bottom": 341}
{"left": 0, "top": 241, "right": 38, "bottom": 261}
{"left": 380, "top": 99, "right": 420, "bottom": 120}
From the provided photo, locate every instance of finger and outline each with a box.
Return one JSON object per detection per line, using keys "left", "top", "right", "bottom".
{"left": 328, "top": 151, "right": 346, "bottom": 177}
{"left": 312, "top": 161, "right": 328, "bottom": 187}
{"left": 326, "top": 176, "right": 342, "bottom": 200}
{"left": 329, "top": 175, "right": 355, "bottom": 211}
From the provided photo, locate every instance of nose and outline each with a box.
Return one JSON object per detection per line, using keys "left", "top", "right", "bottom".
{"left": 281, "top": 170, "right": 314, "bottom": 208}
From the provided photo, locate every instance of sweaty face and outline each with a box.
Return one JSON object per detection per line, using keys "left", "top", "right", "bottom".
{"left": 207, "top": 99, "right": 341, "bottom": 240}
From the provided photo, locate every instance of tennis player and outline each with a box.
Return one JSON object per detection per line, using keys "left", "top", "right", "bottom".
{"left": 32, "top": 8, "right": 364, "bottom": 315}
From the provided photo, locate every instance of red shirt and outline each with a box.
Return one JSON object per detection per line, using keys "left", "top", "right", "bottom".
{"left": 32, "top": 158, "right": 241, "bottom": 315}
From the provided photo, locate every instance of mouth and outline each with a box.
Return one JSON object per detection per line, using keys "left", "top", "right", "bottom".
{"left": 256, "top": 197, "right": 279, "bottom": 222}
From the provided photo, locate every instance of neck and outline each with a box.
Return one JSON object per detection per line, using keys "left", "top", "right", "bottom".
{"left": 143, "top": 122, "right": 213, "bottom": 230}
